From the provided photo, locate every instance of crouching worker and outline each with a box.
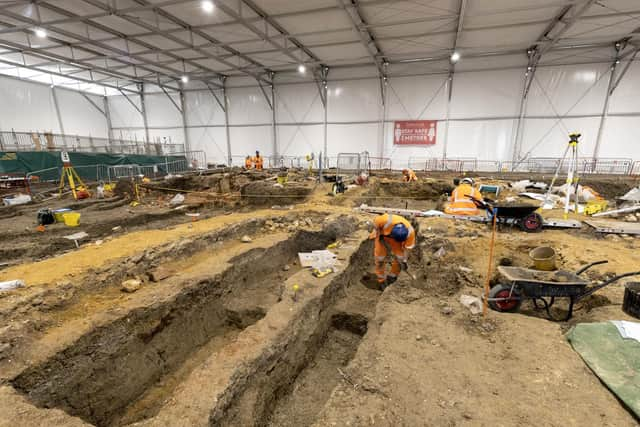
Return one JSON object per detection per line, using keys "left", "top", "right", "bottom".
{"left": 369, "top": 214, "right": 416, "bottom": 291}
{"left": 444, "top": 177, "right": 480, "bottom": 215}
{"left": 402, "top": 168, "right": 418, "bottom": 182}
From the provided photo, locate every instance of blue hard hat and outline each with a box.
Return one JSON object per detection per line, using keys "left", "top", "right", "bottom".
{"left": 390, "top": 223, "right": 409, "bottom": 242}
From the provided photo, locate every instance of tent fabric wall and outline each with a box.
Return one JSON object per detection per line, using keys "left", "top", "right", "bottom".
{"left": 0, "top": 76, "right": 107, "bottom": 137}
{"left": 4, "top": 60, "right": 640, "bottom": 167}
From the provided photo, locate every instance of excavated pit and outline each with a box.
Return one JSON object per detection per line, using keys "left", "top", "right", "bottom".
{"left": 265, "top": 313, "right": 369, "bottom": 427}
{"left": 211, "top": 239, "right": 381, "bottom": 427}
{"left": 11, "top": 221, "right": 355, "bottom": 427}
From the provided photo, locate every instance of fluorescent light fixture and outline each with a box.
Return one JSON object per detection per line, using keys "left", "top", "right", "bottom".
{"left": 35, "top": 28, "right": 47, "bottom": 38}
{"left": 450, "top": 51, "right": 461, "bottom": 63}
{"left": 298, "top": 64, "right": 306, "bottom": 74}
{"left": 202, "top": 0, "right": 214, "bottom": 13}
{"left": 181, "top": 75, "right": 189, "bottom": 83}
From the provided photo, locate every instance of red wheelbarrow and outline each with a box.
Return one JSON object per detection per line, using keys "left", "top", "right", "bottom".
{"left": 487, "top": 261, "right": 640, "bottom": 320}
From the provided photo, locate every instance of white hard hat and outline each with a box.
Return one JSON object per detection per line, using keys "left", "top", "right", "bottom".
{"left": 461, "top": 177, "right": 474, "bottom": 185}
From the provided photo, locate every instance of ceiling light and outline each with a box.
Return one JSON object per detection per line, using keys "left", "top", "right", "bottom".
{"left": 298, "top": 64, "right": 306, "bottom": 74}
{"left": 34, "top": 28, "right": 47, "bottom": 38}
{"left": 450, "top": 51, "right": 460, "bottom": 63}
{"left": 181, "top": 75, "right": 189, "bottom": 83}
{"left": 201, "top": 0, "right": 214, "bottom": 13}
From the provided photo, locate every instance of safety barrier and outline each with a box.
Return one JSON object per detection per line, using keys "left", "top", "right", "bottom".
{"left": 0, "top": 130, "right": 184, "bottom": 155}
{"left": 407, "top": 157, "right": 638, "bottom": 176}
{"left": 367, "top": 156, "right": 392, "bottom": 170}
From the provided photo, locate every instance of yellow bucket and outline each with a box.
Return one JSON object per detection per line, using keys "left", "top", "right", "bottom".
{"left": 53, "top": 208, "right": 72, "bottom": 222}
{"left": 529, "top": 246, "right": 557, "bottom": 271}
{"left": 62, "top": 212, "right": 81, "bottom": 227}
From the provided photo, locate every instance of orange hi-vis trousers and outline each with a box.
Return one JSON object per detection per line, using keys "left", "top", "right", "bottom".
{"left": 374, "top": 236, "right": 407, "bottom": 284}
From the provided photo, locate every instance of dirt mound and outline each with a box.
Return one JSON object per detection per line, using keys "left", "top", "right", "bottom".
{"left": 164, "top": 171, "right": 270, "bottom": 193}
{"left": 372, "top": 179, "right": 453, "bottom": 200}
{"left": 240, "top": 181, "right": 313, "bottom": 206}
{"left": 580, "top": 177, "right": 637, "bottom": 199}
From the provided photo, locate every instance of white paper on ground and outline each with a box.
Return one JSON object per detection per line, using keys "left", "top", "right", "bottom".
{"left": 0, "top": 280, "right": 24, "bottom": 291}
{"left": 611, "top": 320, "right": 640, "bottom": 343}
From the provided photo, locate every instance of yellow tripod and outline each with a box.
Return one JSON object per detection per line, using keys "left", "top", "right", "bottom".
{"left": 58, "top": 152, "right": 90, "bottom": 200}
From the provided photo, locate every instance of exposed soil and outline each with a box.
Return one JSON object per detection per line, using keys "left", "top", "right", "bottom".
{"left": 2, "top": 171, "right": 640, "bottom": 427}
{"left": 241, "top": 180, "right": 315, "bottom": 206}
{"left": 9, "top": 220, "right": 356, "bottom": 427}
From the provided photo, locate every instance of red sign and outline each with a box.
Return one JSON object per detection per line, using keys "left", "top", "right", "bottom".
{"left": 393, "top": 120, "right": 437, "bottom": 145}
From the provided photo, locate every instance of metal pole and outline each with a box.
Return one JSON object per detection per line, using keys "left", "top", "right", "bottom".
{"left": 512, "top": 78, "right": 530, "bottom": 165}
{"left": 271, "top": 81, "right": 278, "bottom": 159}
{"left": 323, "top": 82, "right": 328, "bottom": 159}
{"left": 379, "top": 76, "right": 388, "bottom": 159}
{"left": 442, "top": 73, "right": 453, "bottom": 160}
{"left": 223, "top": 80, "right": 232, "bottom": 166}
{"left": 139, "top": 84, "right": 150, "bottom": 145}
{"left": 593, "top": 63, "right": 618, "bottom": 160}
{"left": 103, "top": 96, "right": 113, "bottom": 151}
{"left": 51, "top": 86, "right": 66, "bottom": 144}
{"left": 179, "top": 89, "right": 191, "bottom": 154}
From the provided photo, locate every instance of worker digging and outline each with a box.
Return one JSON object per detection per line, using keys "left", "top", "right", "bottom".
{"left": 369, "top": 213, "right": 416, "bottom": 290}
{"left": 2, "top": 2, "right": 640, "bottom": 425}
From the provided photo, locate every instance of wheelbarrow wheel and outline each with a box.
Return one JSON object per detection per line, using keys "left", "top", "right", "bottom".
{"left": 488, "top": 284, "right": 522, "bottom": 313}
{"left": 520, "top": 212, "right": 543, "bottom": 233}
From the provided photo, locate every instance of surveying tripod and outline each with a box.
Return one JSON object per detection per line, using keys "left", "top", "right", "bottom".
{"left": 543, "top": 133, "right": 581, "bottom": 219}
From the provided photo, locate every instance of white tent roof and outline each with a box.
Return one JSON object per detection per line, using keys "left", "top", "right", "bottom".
{"left": 0, "top": 0, "right": 637, "bottom": 93}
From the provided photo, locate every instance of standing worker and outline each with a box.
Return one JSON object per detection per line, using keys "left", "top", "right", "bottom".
{"left": 253, "top": 150, "right": 264, "bottom": 170}
{"left": 369, "top": 213, "right": 416, "bottom": 290}
{"left": 245, "top": 155, "right": 253, "bottom": 169}
{"left": 402, "top": 168, "right": 418, "bottom": 182}
{"left": 444, "top": 177, "right": 480, "bottom": 215}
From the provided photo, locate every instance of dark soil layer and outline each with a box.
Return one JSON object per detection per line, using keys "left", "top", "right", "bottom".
{"left": 211, "top": 240, "right": 382, "bottom": 427}
{"left": 241, "top": 181, "right": 314, "bottom": 206}
{"left": 10, "top": 223, "right": 351, "bottom": 427}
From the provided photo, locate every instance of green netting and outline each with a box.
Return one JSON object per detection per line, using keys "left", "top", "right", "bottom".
{"left": 566, "top": 322, "right": 640, "bottom": 418}
{"left": 0, "top": 151, "right": 186, "bottom": 181}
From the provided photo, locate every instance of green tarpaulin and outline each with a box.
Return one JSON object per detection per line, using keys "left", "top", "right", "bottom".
{"left": 0, "top": 151, "right": 186, "bottom": 181}
{"left": 566, "top": 322, "right": 640, "bottom": 418}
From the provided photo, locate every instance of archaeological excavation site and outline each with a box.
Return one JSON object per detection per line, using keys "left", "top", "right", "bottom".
{"left": 3, "top": 2, "right": 640, "bottom": 424}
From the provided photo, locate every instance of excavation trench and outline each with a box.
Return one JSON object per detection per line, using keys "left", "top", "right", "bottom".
{"left": 210, "top": 239, "right": 379, "bottom": 427}
{"left": 11, "top": 221, "right": 355, "bottom": 427}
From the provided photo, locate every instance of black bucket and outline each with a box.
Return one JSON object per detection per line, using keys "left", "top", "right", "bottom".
{"left": 622, "top": 282, "right": 640, "bottom": 319}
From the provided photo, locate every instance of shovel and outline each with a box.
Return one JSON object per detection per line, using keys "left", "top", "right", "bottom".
{"left": 380, "top": 236, "right": 417, "bottom": 281}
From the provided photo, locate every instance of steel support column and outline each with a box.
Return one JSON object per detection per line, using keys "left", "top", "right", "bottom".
{"left": 271, "top": 82, "right": 278, "bottom": 159}
{"left": 139, "top": 84, "right": 150, "bottom": 144}
{"left": 442, "top": 74, "right": 453, "bottom": 160}
{"left": 51, "top": 86, "right": 66, "bottom": 146}
{"left": 511, "top": 50, "right": 537, "bottom": 164}
{"left": 103, "top": 96, "right": 113, "bottom": 148}
{"left": 179, "top": 89, "right": 191, "bottom": 155}
{"left": 223, "top": 80, "right": 232, "bottom": 166}
{"left": 378, "top": 74, "right": 388, "bottom": 159}
{"left": 593, "top": 43, "right": 629, "bottom": 159}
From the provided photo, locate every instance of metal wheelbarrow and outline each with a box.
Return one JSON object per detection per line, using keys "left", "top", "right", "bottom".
{"left": 487, "top": 261, "right": 640, "bottom": 320}
{"left": 469, "top": 196, "right": 544, "bottom": 232}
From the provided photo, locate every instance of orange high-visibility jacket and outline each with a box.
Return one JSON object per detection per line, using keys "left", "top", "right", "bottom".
{"left": 370, "top": 214, "right": 416, "bottom": 250}
{"left": 253, "top": 155, "right": 264, "bottom": 170}
{"left": 404, "top": 169, "right": 418, "bottom": 182}
{"left": 245, "top": 157, "right": 253, "bottom": 169}
{"left": 444, "top": 183, "right": 479, "bottom": 215}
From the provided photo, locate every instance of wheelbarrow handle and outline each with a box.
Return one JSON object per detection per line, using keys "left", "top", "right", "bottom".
{"left": 575, "top": 260, "right": 608, "bottom": 275}
{"left": 578, "top": 271, "right": 640, "bottom": 300}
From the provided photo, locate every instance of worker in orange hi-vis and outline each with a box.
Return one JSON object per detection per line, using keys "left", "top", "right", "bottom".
{"left": 244, "top": 155, "right": 253, "bottom": 169}
{"left": 402, "top": 168, "right": 418, "bottom": 182}
{"left": 253, "top": 150, "right": 264, "bottom": 170}
{"left": 444, "top": 177, "right": 480, "bottom": 215}
{"left": 369, "top": 213, "right": 416, "bottom": 290}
